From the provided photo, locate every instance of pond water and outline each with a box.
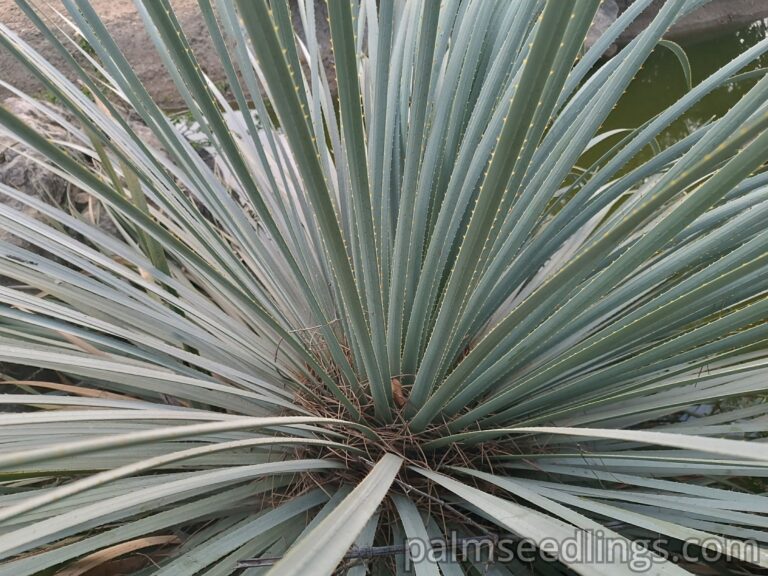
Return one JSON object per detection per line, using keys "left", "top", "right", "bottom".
{"left": 595, "top": 16, "right": 768, "bottom": 162}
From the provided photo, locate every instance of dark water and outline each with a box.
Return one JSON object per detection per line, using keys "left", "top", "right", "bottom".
{"left": 593, "top": 17, "right": 768, "bottom": 162}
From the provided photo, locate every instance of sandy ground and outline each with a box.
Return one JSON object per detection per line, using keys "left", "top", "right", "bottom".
{"left": 0, "top": 0, "right": 226, "bottom": 108}
{"left": 1, "top": 0, "right": 767, "bottom": 109}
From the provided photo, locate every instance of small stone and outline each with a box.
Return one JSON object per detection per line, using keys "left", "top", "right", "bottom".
{"left": 0, "top": 97, "right": 73, "bottom": 256}
{"left": 586, "top": 0, "right": 620, "bottom": 58}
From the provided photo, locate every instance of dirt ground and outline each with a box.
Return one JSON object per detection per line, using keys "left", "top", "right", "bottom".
{"left": 1, "top": 0, "right": 767, "bottom": 109}
{"left": 0, "top": 0, "right": 226, "bottom": 109}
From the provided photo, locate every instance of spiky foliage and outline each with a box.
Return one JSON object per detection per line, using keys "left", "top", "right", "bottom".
{"left": 0, "top": 0, "right": 767, "bottom": 574}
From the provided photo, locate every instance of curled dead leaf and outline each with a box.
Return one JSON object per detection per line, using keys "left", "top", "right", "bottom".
{"left": 391, "top": 377, "right": 407, "bottom": 408}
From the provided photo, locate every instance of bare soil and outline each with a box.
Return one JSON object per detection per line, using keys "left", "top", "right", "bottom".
{"left": 0, "top": 0, "right": 225, "bottom": 109}
{"left": 1, "top": 0, "right": 767, "bottom": 109}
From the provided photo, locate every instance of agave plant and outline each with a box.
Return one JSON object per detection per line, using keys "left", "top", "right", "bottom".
{"left": 0, "top": 0, "right": 767, "bottom": 573}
